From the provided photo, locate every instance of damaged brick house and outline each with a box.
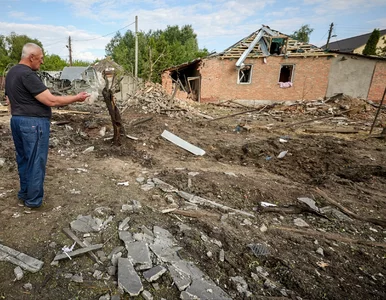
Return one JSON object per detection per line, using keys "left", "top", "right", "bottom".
{"left": 161, "top": 25, "right": 386, "bottom": 104}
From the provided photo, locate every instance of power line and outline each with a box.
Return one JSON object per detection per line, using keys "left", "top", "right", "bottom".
{"left": 72, "top": 21, "right": 136, "bottom": 42}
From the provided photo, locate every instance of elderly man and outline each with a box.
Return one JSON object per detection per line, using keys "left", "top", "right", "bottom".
{"left": 5, "top": 43, "right": 89, "bottom": 208}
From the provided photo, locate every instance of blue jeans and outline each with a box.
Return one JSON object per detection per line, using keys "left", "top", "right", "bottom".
{"left": 11, "top": 116, "right": 50, "bottom": 208}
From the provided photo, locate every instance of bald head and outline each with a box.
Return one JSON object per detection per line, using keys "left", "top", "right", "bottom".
{"left": 21, "top": 43, "right": 42, "bottom": 59}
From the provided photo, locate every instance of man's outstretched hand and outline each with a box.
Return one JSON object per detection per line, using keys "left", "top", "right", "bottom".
{"left": 77, "top": 92, "right": 91, "bottom": 102}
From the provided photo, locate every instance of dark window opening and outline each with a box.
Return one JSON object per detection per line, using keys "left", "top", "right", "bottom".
{"left": 270, "top": 38, "right": 286, "bottom": 55}
{"left": 279, "top": 65, "right": 294, "bottom": 82}
{"left": 238, "top": 65, "right": 252, "bottom": 84}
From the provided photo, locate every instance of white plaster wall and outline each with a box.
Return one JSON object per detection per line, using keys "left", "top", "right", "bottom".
{"left": 326, "top": 55, "right": 376, "bottom": 99}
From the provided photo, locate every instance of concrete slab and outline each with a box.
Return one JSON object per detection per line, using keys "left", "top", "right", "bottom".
{"left": 143, "top": 265, "right": 167, "bottom": 282}
{"left": 185, "top": 277, "right": 232, "bottom": 300}
{"left": 117, "top": 258, "right": 143, "bottom": 296}
{"left": 125, "top": 241, "right": 152, "bottom": 270}
{"left": 0, "top": 243, "right": 44, "bottom": 273}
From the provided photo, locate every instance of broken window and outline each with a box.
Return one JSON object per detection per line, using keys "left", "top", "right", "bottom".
{"left": 279, "top": 64, "right": 295, "bottom": 83}
{"left": 238, "top": 65, "right": 252, "bottom": 84}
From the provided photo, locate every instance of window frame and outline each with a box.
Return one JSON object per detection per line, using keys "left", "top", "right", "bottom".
{"left": 237, "top": 64, "right": 253, "bottom": 84}
{"left": 278, "top": 64, "right": 295, "bottom": 83}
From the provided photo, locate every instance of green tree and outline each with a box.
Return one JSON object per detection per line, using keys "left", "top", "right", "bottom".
{"left": 363, "top": 29, "right": 380, "bottom": 56}
{"left": 40, "top": 54, "right": 67, "bottom": 71}
{"left": 72, "top": 60, "right": 91, "bottom": 67}
{"left": 105, "top": 24, "right": 208, "bottom": 82}
{"left": 290, "top": 24, "right": 314, "bottom": 43}
{"left": 0, "top": 33, "right": 43, "bottom": 74}
{"left": 6, "top": 32, "right": 43, "bottom": 62}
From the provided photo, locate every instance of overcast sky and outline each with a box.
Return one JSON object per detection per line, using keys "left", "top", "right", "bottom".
{"left": 1, "top": 0, "right": 385, "bottom": 62}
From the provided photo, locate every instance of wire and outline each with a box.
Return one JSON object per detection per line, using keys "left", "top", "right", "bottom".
{"left": 72, "top": 21, "right": 136, "bottom": 42}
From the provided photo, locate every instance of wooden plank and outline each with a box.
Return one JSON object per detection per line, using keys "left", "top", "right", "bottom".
{"left": 62, "top": 228, "right": 102, "bottom": 264}
{"left": 53, "top": 244, "right": 103, "bottom": 261}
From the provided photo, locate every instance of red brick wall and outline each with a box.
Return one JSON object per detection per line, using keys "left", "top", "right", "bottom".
{"left": 198, "top": 56, "right": 332, "bottom": 102}
{"left": 367, "top": 61, "right": 386, "bottom": 102}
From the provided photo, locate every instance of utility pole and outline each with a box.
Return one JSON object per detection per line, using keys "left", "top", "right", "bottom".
{"left": 67, "top": 36, "right": 73, "bottom": 66}
{"left": 326, "top": 23, "right": 334, "bottom": 50}
{"left": 135, "top": 16, "right": 138, "bottom": 79}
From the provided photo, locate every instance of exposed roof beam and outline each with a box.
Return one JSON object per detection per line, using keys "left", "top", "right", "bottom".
{"left": 235, "top": 26, "right": 279, "bottom": 67}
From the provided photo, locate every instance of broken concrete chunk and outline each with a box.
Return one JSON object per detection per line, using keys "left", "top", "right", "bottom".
{"left": 107, "top": 265, "right": 117, "bottom": 276}
{"left": 71, "top": 274, "right": 84, "bottom": 283}
{"left": 168, "top": 263, "right": 192, "bottom": 291}
{"left": 294, "top": 218, "right": 310, "bottom": 227}
{"left": 297, "top": 197, "right": 319, "bottom": 212}
{"left": 0, "top": 243, "right": 44, "bottom": 273}
{"left": 111, "top": 252, "right": 122, "bottom": 267}
{"left": 93, "top": 270, "right": 103, "bottom": 280}
{"left": 143, "top": 265, "right": 167, "bottom": 282}
{"left": 119, "top": 231, "right": 134, "bottom": 244}
{"left": 14, "top": 266, "right": 24, "bottom": 280}
{"left": 142, "top": 290, "right": 153, "bottom": 300}
{"left": 108, "top": 246, "right": 125, "bottom": 259}
{"left": 117, "top": 258, "right": 143, "bottom": 296}
{"left": 70, "top": 215, "right": 103, "bottom": 233}
{"left": 23, "top": 283, "right": 33, "bottom": 291}
{"left": 184, "top": 277, "right": 232, "bottom": 300}
{"left": 219, "top": 249, "right": 225, "bottom": 262}
{"left": 180, "top": 291, "right": 200, "bottom": 300}
{"left": 141, "top": 183, "right": 155, "bottom": 191}
{"left": 125, "top": 241, "right": 152, "bottom": 270}
{"left": 231, "top": 276, "right": 250, "bottom": 296}
{"left": 152, "top": 178, "right": 178, "bottom": 192}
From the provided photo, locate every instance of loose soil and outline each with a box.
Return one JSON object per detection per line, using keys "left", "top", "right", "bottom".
{"left": 0, "top": 97, "right": 385, "bottom": 300}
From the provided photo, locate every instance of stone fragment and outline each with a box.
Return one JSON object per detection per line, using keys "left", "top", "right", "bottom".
{"left": 93, "top": 270, "right": 103, "bottom": 280}
{"left": 107, "top": 265, "right": 117, "bottom": 276}
{"left": 294, "top": 218, "right": 309, "bottom": 227}
{"left": 23, "top": 283, "right": 33, "bottom": 290}
{"left": 297, "top": 197, "right": 319, "bottom": 212}
{"left": 111, "top": 295, "right": 120, "bottom": 300}
{"left": 152, "top": 178, "right": 178, "bottom": 192}
{"left": 143, "top": 265, "right": 167, "bottom": 282}
{"left": 0, "top": 243, "right": 44, "bottom": 273}
{"left": 117, "top": 258, "right": 143, "bottom": 296}
{"left": 14, "top": 266, "right": 23, "bottom": 280}
{"left": 316, "top": 247, "right": 324, "bottom": 256}
{"left": 99, "top": 294, "right": 110, "bottom": 300}
{"left": 108, "top": 246, "right": 124, "bottom": 259}
{"left": 136, "top": 177, "right": 145, "bottom": 183}
{"left": 111, "top": 252, "right": 122, "bottom": 267}
{"left": 185, "top": 277, "right": 232, "bottom": 300}
{"left": 260, "top": 224, "right": 268, "bottom": 232}
{"left": 219, "top": 249, "right": 225, "bottom": 262}
{"left": 142, "top": 290, "right": 153, "bottom": 300}
{"left": 125, "top": 241, "right": 152, "bottom": 270}
{"left": 231, "top": 276, "right": 250, "bottom": 295}
{"left": 70, "top": 215, "right": 103, "bottom": 232}
{"left": 71, "top": 274, "right": 83, "bottom": 283}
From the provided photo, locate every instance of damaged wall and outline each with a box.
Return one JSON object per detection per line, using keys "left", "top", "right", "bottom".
{"left": 197, "top": 56, "right": 332, "bottom": 102}
{"left": 367, "top": 61, "right": 386, "bottom": 102}
{"left": 326, "top": 55, "right": 375, "bottom": 99}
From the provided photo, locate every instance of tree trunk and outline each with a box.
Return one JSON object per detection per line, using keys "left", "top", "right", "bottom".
{"left": 102, "top": 87, "right": 125, "bottom": 146}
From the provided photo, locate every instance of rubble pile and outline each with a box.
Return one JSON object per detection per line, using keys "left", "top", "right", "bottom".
{"left": 124, "top": 82, "right": 197, "bottom": 119}
{"left": 273, "top": 94, "right": 376, "bottom": 119}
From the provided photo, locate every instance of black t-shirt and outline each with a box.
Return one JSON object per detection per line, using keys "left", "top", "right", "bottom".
{"left": 5, "top": 64, "right": 51, "bottom": 118}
